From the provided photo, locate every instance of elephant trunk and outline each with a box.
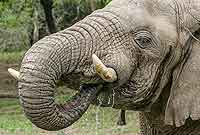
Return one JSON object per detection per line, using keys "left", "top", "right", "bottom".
{"left": 18, "top": 21, "right": 98, "bottom": 130}
{"left": 18, "top": 10, "right": 132, "bottom": 131}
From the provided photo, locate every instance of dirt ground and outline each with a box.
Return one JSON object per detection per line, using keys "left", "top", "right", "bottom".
{"left": 0, "top": 63, "right": 19, "bottom": 98}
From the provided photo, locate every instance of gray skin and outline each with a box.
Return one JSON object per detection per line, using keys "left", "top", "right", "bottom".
{"left": 18, "top": 0, "right": 200, "bottom": 134}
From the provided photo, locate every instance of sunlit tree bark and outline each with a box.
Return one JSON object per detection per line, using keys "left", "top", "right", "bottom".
{"left": 32, "top": 1, "right": 39, "bottom": 44}
{"left": 89, "top": 0, "right": 96, "bottom": 11}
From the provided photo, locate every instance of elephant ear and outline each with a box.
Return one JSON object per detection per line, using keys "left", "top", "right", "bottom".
{"left": 165, "top": 33, "right": 200, "bottom": 127}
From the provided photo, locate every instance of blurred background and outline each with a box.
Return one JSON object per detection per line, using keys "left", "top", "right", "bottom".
{"left": 0, "top": 0, "right": 139, "bottom": 134}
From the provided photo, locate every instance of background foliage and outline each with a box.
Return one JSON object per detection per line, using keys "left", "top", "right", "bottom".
{"left": 53, "top": 0, "right": 111, "bottom": 29}
{"left": 0, "top": 0, "right": 33, "bottom": 52}
{"left": 0, "top": 0, "right": 111, "bottom": 52}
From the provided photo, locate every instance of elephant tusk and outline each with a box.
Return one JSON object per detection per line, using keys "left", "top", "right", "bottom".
{"left": 8, "top": 68, "right": 20, "bottom": 80}
{"left": 92, "top": 54, "right": 117, "bottom": 82}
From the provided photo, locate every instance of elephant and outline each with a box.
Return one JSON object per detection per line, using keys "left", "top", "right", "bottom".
{"left": 8, "top": 0, "right": 200, "bottom": 134}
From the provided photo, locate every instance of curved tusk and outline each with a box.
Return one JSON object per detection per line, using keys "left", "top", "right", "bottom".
{"left": 92, "top": 54, "right": 117, "bottom": 82}
{"left": 8, "top": 68, "right": 20, "bottom": 80}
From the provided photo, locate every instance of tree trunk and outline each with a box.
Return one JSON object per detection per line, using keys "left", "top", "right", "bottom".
{"left": 32, "top": 6, "right": 39, "bottom": 43}
{"left": 40, "top": 0, "right": 57, "bottom": 34}
{"left": 0, "top": 94, "right": 18, "bottom": 98}
{"left": 89, "top": 0, "right": 96, "bottom": 11}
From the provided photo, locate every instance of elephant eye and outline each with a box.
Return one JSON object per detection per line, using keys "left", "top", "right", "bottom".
{"left": 134, "top": 36, "right": 152, "bottom": 49}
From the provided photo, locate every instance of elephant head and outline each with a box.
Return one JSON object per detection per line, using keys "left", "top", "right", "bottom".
{"left": 9, "top": 0, "right": 200, "bottom": 131}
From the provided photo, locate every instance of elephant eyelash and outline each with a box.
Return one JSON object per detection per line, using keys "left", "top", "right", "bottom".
{"left": 134, "top": 36, "right": 152, "bottom": 49}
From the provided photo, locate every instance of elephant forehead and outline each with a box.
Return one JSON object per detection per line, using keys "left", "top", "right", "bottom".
{"left": 105, "top": 0, "right": 148, "bottom": 29}
{"left": 104, "top": 0, "right": 177, "bottom": 42}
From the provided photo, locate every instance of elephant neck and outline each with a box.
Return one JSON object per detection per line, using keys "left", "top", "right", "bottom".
{"left": 139, "top": 91, "right": 200, "bottom": 135}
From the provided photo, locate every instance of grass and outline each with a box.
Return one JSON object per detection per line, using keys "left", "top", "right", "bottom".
{"left": 0, "top": 88, "right": 140, "bottom": 135}
{"left": 0, "top": 99, "right": 34, "bottom": 135}
{"left": 73, "top": 106, "right": 139, "bottom": 135}
{"left": 0, "top": 51, "right": 26, "bottom": 63}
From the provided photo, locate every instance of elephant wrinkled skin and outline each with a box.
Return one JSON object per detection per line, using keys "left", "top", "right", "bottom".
{"left": 11, "top": 0, "right": 200, "bottom": 134}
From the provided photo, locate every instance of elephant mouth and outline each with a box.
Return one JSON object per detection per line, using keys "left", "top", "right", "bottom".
{"left": 91, "top": 84, "right": 114, "bottom": 107}
{"left": 62, "top": 84, "right": 103, "bottom": 111}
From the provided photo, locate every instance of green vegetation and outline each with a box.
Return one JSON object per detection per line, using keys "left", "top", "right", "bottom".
{"left": 0, "top": 0, "right": 111, "bottom": 52}
{"left": 0, "top": 99, "right": 33, "bottom": 134}
{"left": 0, "top": 0, "right": 32, "bottom": 52}
{"left": 75, "top": 106, "right": 139, "bottom": 135}
{"left": 0, "top": 51, "right": 25, "bottom": 63}
{"left": 54, "top": 0, "right": 112, "bottom": 29}
{"left": 0, "top": 88, "right": 139, "bottom": 135}
{"left": 0, "top": 0, "right": 32, "bottom": 28}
